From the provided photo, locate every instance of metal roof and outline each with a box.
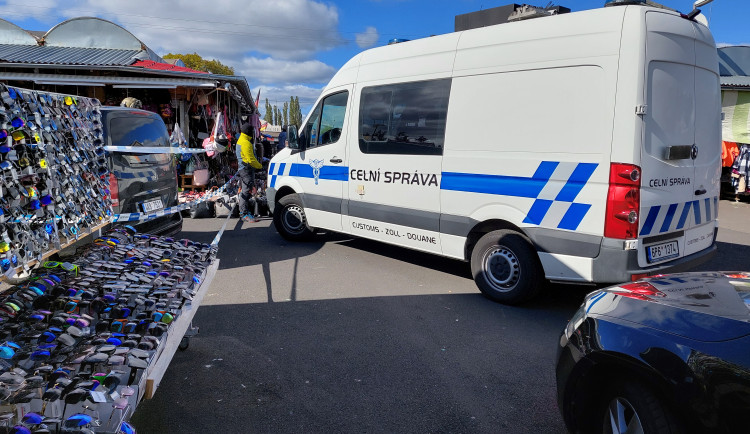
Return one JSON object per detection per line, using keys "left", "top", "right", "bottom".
{"left": 721, "top": 76, "right": 750, "bottom": 88}
{"left": 0, "top": 44, "right": 139, "bottom": 66}
{"left": 718, "top": 46, "right": 750, "bottom": 77}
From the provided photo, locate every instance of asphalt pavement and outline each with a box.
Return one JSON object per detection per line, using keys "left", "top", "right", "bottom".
{"left": 130, "top": 198, "right": 750, "bottom": 434}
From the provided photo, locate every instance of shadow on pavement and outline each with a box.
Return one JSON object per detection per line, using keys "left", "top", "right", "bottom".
{"left": 132, "top": 292, "right": 576, "bottom": 434}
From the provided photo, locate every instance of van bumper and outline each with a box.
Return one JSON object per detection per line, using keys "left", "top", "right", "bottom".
{"left": 267, "top": 188, "right": 276, "bottom": 213}
{"left": 592, "top": 238, "right": 717, "bottom": 283}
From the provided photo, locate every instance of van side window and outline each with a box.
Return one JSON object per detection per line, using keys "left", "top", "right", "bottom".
{"left": 358, "top": 79, "right": 451, "bottom": 155}
{"left": 302, "top": 91, "right": 349, "bottom": 149}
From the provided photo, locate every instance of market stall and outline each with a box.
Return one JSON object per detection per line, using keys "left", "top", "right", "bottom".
{"left": 0, "top": 84, "right": 224, "bottom": 433}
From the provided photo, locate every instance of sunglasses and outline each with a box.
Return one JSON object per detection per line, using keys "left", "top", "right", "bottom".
{"left": 10, "top": 117, "right": 25, "bottom": 129}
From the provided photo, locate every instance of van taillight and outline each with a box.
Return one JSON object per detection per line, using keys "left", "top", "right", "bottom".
{"left": 604, "top": 163, "right": 641, "bottom": 239}
{"left": 108, "top": 173, "right": 119, "bottom": 207}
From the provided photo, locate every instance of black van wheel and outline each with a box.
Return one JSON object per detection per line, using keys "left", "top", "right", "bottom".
{"left": 470, "top": 230, "right": 543, "bottom": 304}
{"left": 274, "top": 193, "right": 315, "bottom": 241}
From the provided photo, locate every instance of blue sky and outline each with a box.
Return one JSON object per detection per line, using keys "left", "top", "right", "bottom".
{"left": 0, "top": 0, "right": 745, "bottom": 115}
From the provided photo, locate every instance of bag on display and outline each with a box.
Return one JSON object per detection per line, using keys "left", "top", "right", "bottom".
{"left": 189, "top": 201, "right": 215, "bottom": 219}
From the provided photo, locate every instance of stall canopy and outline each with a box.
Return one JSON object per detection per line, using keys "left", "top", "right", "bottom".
{"left": 0, "top": 16, "right": 255, "bottom": 113}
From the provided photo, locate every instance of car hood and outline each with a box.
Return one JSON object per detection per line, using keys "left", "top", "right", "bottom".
{"left": 583, "top": 272, "right": 750, "bottom": 342}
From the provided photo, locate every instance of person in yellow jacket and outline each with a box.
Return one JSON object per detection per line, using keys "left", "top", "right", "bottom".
{"left": 236, "top": 122, "right": 263, "bottom": 222}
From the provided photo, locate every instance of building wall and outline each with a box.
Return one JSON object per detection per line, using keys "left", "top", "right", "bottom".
{"left": 722, "top": 89, "right": 750, "bottom": 143}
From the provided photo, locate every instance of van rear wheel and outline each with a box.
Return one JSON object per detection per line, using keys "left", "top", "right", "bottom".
{"left": 470, "top": 230, "right": 543, "bottom": 304}
{"left": 274, "top": 193, "right": 315, "bottom": 241}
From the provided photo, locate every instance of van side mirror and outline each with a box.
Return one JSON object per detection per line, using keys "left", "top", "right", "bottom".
{"left": 288, "top": 125, "right": 307, "bottom": 151}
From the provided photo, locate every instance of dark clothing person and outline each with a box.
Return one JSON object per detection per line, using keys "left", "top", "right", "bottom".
{"left": 237, "top": 122, "right": 262, "bottom": 221}
{"left": 238, "top": 165, "right": 259, "bottom": 220}
{"left": 277, "top": 128, "right": 287, "bottom": 152}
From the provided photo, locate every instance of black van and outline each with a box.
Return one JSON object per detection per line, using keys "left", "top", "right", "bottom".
{"left": 102, "top": 106, "right": 182, "bottom": 235}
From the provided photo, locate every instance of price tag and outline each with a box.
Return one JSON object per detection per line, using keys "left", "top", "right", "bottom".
{"left": 89, "top": 391, "right": 107, "bottom": 403}
{"left": 4, "top": 266, "right": 16, "bottom": 279}
{"left": 110, "top": 391, "right": 120, "bottom": 401}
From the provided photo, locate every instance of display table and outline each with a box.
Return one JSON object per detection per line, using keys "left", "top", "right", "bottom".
{"left": 0, "top": 228, "right": 219, "bottom": 433}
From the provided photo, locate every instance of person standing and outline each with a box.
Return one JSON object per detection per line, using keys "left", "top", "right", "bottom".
{"left": 236, "top": 122, "right": 263, "bottom": 222}
{"left": 277, "top": 125, "right": 288, "bottom": 153}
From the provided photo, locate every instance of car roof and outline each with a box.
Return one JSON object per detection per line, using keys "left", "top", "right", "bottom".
{"left": 99, "top": 106, "right": 161, "bottom": 118}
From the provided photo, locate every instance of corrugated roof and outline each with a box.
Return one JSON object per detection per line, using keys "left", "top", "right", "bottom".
{"left": 132, "top": 60, "right": 208, "bottom": 74}
{"left": 721, "top": 76, "right": 750, "bottom": 88}
{"left": 0, "top": 44, "right": 139, "bottom": 66}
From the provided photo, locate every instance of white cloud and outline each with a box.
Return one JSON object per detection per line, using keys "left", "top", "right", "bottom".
{"left": 239, "top": 57, "right": 336, "bottom": 86}
{"left": 355, "top": 26, "right": 379, "bottom": 49}
{"left": 0, "top": 0, "right": 343, "bottom": 98}
{"left": 15, "top": 0, "right": 346, "bottom": 62}
{"left": 253, "top": 84, "right": 322, "bottom": 109}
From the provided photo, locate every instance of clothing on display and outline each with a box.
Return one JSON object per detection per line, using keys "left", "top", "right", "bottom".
{"left": 731, "top": 143, "right": 750, "bottom": 194}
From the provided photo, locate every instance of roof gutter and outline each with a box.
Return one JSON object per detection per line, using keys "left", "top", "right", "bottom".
{"left": 0, "top": 62, "right": 256, "bottom": 112}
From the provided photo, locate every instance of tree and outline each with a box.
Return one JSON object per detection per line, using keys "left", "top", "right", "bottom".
{"left": 289, "top": 96, "right": 303, "bottom": 128}
{"left": 162, "top": 52, "right": 235, "bottom": 75}
{"left": 283, "top": 102, "right": 289, "bottom": 127}
{"left": 264, "top": 99, "right": 273, "bottom": 124}
{"left": 275, "top": 106, "right": 282, "bottom": 125}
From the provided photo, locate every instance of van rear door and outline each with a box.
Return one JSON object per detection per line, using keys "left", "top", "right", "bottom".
{"left": 638, "top": 11, "right": 720, "bottom": 267}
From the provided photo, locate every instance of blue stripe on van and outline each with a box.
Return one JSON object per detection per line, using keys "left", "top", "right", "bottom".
{"left": 676, "top": 202, "right": 692, "bottom": 230}
{"left": 640, "top": 206, "right": 661, "bottom": 236}
{"left": 642, "top": 197, "right": 717, "bottom": 236}
{"left": 289, "top": 163, "right": 349, "bottom": 181}
{"left": 558, "top": 203, "right": 591, "bottom": 230}
{"left": 523, "top": 200, "right": 553, "bottom": 225}
{"left": 441, "top": 161, "right": 559, "bottom": 198}
{"left": 692, "top": 200, "right": 701, "bottom": 225}
{"left": 704, "top": 198, "right": 711, "bottom": 223}
{"left": 555, "top": 163, "right": 598, "bottom": 202}
{"left": 659, "top": 203, "right": 678, "bottom": 234}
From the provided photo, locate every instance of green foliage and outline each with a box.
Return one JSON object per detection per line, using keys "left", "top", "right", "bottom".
{"left": 289, "top": 96, "right": 302, "bottom": 128}
{"left": 163, "top": 52, "right": 234, "bottom": 75}
{"left": 262, "top": 96, "right": 303, "bottom": 127}
{"left": 264, "top": 98, "right": 273, "bottom": 124}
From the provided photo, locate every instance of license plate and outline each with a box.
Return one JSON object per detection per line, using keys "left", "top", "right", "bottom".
{"left": 141, "top": 198, "right": 164, "bottom": 213}
{"left": 647, "top": 241, "right": 679, "bottom": 263}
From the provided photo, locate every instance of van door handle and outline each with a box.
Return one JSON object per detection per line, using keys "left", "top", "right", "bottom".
{"left": 694, "top": 188, "right": 707, "bottom": 196}
{"left": 329, "top": 157, "right": 343, "bottom": 164}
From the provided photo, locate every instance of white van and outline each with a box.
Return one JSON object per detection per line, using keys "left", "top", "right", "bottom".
{"left": 267, "top": 2, "right": 720, "bottom": 304}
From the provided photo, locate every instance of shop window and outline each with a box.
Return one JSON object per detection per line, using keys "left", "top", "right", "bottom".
{"left": 358, "top": 79, "right": 451, "bottom": 155}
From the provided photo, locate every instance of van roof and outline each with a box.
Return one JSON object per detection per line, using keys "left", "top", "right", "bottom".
{"left": 326, "top": 4, "right": 687, "bottom": 89}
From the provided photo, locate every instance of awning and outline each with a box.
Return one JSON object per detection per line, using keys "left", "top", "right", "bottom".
{"left": 0, "top": 71, "right": 217, "bottom": 89}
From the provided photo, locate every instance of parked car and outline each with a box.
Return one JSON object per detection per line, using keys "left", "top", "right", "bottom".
{"left": 556, "top": 272, "right": 750, "bottom": 434}
{"left": 102, "top": 106, "right": 182, "bottom": 235}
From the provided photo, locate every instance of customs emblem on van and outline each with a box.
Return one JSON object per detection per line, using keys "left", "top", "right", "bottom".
{"left": 309, "top": 159, "right": 325, "bottom": 185}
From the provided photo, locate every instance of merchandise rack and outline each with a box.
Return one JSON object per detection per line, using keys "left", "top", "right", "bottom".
{"left": 55, "top": 259, "right": 219, "bottom": 433}
{"left": 1, "top": 221, "right": 111, "bottom": 283}
{"left": 0, "top": 254, "right": 219, "bottom": 433}
{"left": 0, "top": 84, "right": 220, "bottom": 433}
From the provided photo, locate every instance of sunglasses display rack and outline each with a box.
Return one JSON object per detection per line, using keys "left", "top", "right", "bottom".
{"left": 0, "top": 84, "right": 113, "bottom": 283}
{"left": 0, "top": 225, "right": 220, "bottom": 433}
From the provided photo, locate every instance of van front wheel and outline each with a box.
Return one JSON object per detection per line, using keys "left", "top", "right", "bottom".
{"left": 274, "top": 193, "right": 315, "bottom": 241}
{"left": 470, "top": 230, "right": 543, "bottom": 304}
